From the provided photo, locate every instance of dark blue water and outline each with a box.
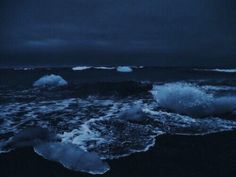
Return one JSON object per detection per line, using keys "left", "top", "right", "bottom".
{"left": 0, "top": 66, "right": 236, "bottom": 174}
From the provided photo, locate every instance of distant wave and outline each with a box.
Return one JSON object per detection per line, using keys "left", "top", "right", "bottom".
{"left": 151, "top": 82, "right": 236, "bottom": 117}
{"left": 201, "top": 85, "right": 236, "bottom": 91}
{"left": 194, "top": 68, "right": 236, "bottom": 73}
{"left": 210, "top": 69, "right": 236, "bottom": 73}
{"left": 94, "top": 66, "right": 115, "bottom": 70}
{"left": 72, "top": 66, "right": 116, "bottom": 71}
{"left": 14, "top": 67, "right": 34, "bottom": 71}
{"left": 72, "top": 66, "right": 144, "bottom": 71}
{"left": 132, "top": 66, "right": 144, "bottom": 69}
{"left": 72, "top": 66, "right": 92, "bottom": 71}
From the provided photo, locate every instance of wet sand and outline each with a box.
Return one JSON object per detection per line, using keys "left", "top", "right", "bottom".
{"left": 0, "top": 131, "right": 236, "bottom": 177}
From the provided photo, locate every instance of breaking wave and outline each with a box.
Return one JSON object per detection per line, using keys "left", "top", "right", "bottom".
{"left": 201, "top": 85, "right": 236, "bottom": 92}
{"left": 14, "top": 67, "right": 34, "bottom": 71}
{"left": 151, "top": 82, "right": 236, "bottom": 117}
{"left": 72, "top": 66, "right": 116, "bottom": 71}
{"left": 72, "top": 66, "right": 92, "bottom": 71}
{"left": 72, "top": 66, "right": 142, "bottom": 71}
{"left": 195, "top": 68, "right": 236, "bottom": 73}
{"left": 94, "top": 66, "right": 115, "bottom": 70}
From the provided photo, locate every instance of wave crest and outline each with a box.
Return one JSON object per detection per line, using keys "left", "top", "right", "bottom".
{"left": 195, "top": 68, "right": 236, "bottom": 73}
{"left": 72, "top": 66, "right": 92, "bottom": 71}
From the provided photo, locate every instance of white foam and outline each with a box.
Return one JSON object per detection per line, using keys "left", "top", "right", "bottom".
{"left": 94, "top": 66, "right": 115, "bottom": 70}
{"left": 0, "top": 98, "right": 77, "bottom": 135}
{"left": 195, "top": 68, "right": 236, "bottom": 73}
{"left": 201, "top": 85, "right": 236, "bottom": 91}
{"left": 14, "top": 67, "right": 34, "bottom": 71}
{"left": 143, "top": 108, "right": 236, "bottom": 135}
{"left": 59, "top": 124, "right": 105, "bottom": 151}
{"left": 72, "top": 66, "right": 92, "bottom": 71}
{"left": 212, "top": 69, "right": 236, "bottom": 73}
{"left": 116, "top": 66, "right": 133, "bottom": 72}
{"left": 33, "top": 74, "right": 68, "bottom": 87}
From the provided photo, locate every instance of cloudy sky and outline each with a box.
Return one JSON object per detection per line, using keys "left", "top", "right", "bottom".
{"left": 0, "top": 0, "right": 236, "bottom": 67}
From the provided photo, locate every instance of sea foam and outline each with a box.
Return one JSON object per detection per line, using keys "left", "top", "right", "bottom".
{"left": 195, "top": 68, "right": 236, "bottom": 73}
{"left": 210, "top": 69, "right": 236, "bottom": 73}
{"left": 72, "top": 66, "right": 92, "bottom": 71}
{"left": 72, "top": 66, "right": 115, "bottom": 71}
{"left": 94, "top": 66, "right": 115, "bottom": 70}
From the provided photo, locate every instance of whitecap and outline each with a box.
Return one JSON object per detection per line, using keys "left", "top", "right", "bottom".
{"left": 72, "top": 66, "right": 92, "bottom": 71}
{"left": 201, "top": 85, "right": 236, "bottom": 91}
{"left": 94, "top": 66, "right": 115, "bottom": 70}
{"left": 14, "top": 67, "right": 34, "bottom": 71}
{"left": 143, "top": 108, "right": 236, "bottom": 135}
{"left": 194, "top": 68, "right": 236, "bottom": 73}
{"left": 211, "top": 69, "right": 236, "bottom": 73}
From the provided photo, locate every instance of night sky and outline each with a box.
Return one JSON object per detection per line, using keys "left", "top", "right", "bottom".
{"left": 0, "top": 0, "right": 236, "bottom": 67}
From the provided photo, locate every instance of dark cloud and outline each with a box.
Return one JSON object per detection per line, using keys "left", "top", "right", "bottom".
{"left": 0, "top": 0, "right": 236, "bottom": 67}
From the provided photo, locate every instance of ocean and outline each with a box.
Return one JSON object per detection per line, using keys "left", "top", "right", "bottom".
{"left": 0, "top": 66, "right": 236, "bottom": 175}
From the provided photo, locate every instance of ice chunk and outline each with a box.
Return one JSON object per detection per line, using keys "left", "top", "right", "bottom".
{"left": 116, "top": 66, "right": 133, "bottom": 72}
{"left": 33, "top": 74, "right": 68, "bottom": 87}
{"left": 151, "top": 82, "right": 236, "bottom": 117}
{"left": 34, "top": 142, "right": 110, "bottom": 174}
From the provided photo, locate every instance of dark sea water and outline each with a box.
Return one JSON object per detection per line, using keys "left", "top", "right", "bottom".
{"left": 0, "top": 66, "right": 236, "bottom": 174}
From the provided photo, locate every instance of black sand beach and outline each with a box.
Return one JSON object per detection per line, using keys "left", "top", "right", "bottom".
{"left": 1, "top": 131, "right": 235, "bottom": 177}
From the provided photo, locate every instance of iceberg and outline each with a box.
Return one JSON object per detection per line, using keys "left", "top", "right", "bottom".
{"left": 116, "top": 66, "right": 133, "bottom": 72}
{"left": 33, "top": 74, "right": 68, "bottom": 88}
